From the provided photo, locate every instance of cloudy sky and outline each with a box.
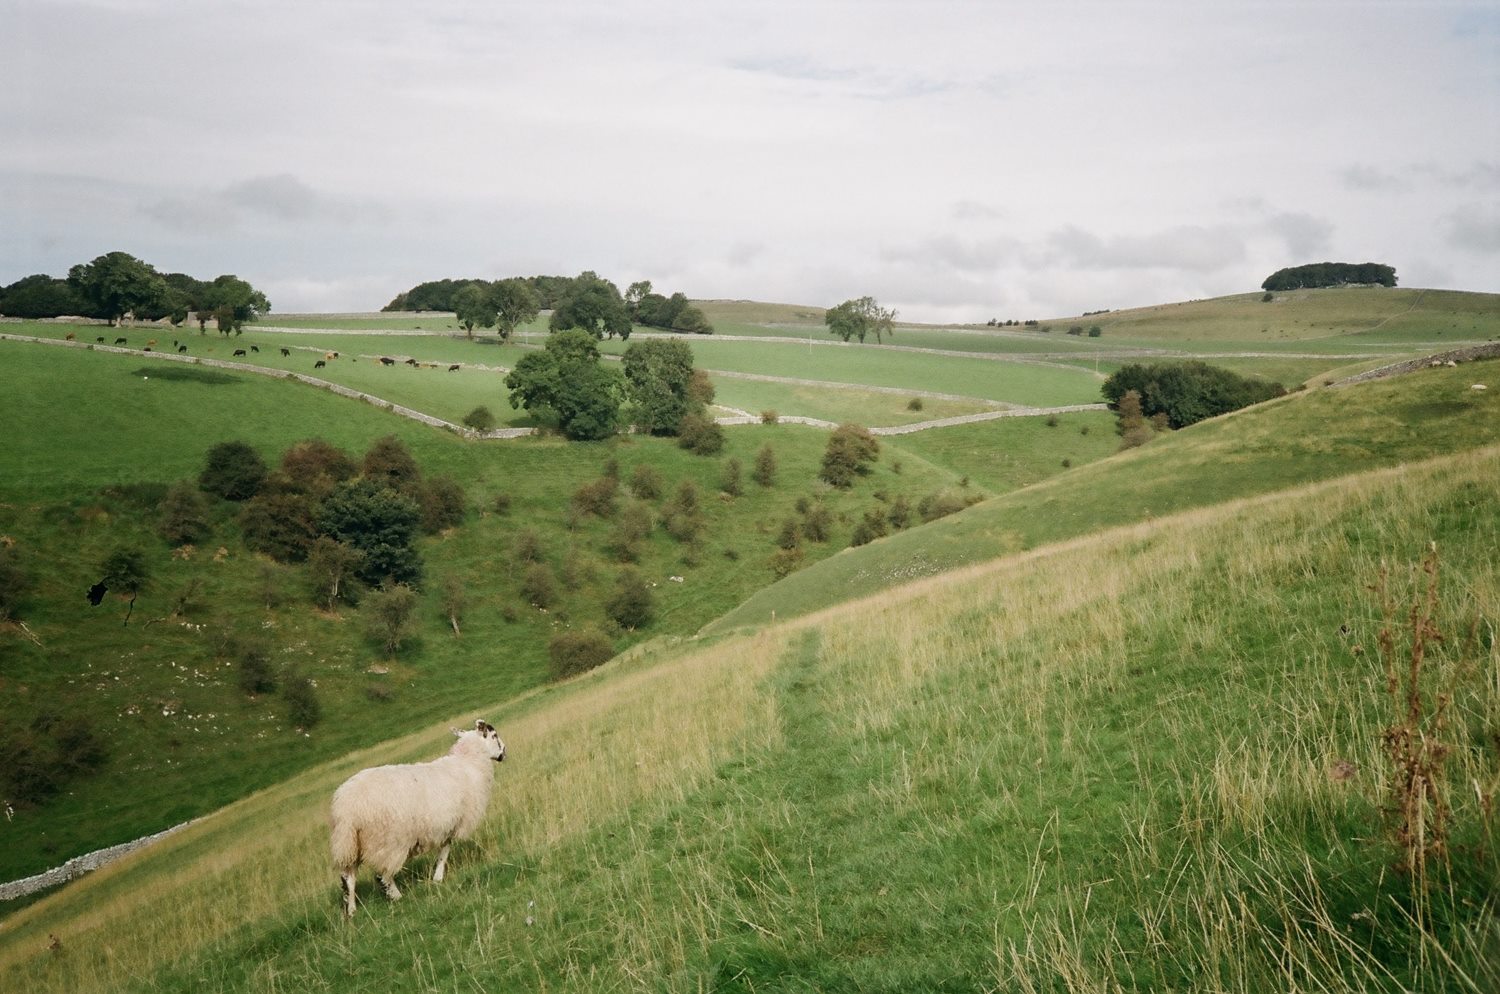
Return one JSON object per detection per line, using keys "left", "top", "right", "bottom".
{"left": 3, "top": 0, "right": 1497, "bottom": 322}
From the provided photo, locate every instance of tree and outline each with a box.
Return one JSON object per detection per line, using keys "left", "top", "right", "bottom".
{"left": 605, "top": 566, "right": 654, "bottom": 629}
{"left": 622, "top": 339, "right": 696, "bottom": 434}
{"left": 306, "top": 536, "right": 363, "bottom": 610}
{"left": 548, "top": 271, "right": 632, "bottom": 339}
{"left": 98, "top": 546, "right": 150, "bottom": 625}
{"left": 0, "top": 274, "right": 87, "bottom": 318}
{"left": 280, "top": 439, "right": 358, "bottom": 497}
{"left": 1115, "top": 389, "right": 1153, "bottom": 449}
{"left": 753, "top": 445, "right": 777, "bottom": 487}
{"left": 159, "top": 481, "right": 212, "bottom": 546}
{"left": 67, "top": 252, "right": 168, "bottom": 325}
{"left": 452, "top": 282, "right": 496, "bottom": 337}
{"left": 548, "top": 628, "right": 615, "bottom": 678}
{"left": 238, "top": 488, "right": 320, "bottom": 562}
{"left": 201, "top": 274, "right": 270, "bottom": 333}
{"left": 505, "top": 329, "right": 623, "bottom": 440}
{"left": 462, "top": 406, "right": 497, "bottom": 431}
{"left": 490, "top": 277, "right": 540, "bottom": 341}
{"left": 365, "top": 583, "right": 419, "bottom": 656}
{"left": 199, "top": 440, "right": 268, "bottom": 501}
{"left": 317, "top": 478, "right": 424, "bottom": 587}
{"left": 820, "top": 423, "right": 880, "bottom": 488}
{"left": 419, "top": 476, "right": 467, "bottom": 533}
{"left": 283, "top": 671, "right": 322, "bottom": 729}
{"left": 362, "top": 435, "right": 422, "bottom": 496}
{"left": 825, "top": 296, "right": 896, "bottom": 344}
{"left": 1102, "top": 361, "right": 1285, "bottom": 429}
{"left": 1262, "top": 261, "right": 1396, "bottom": 291}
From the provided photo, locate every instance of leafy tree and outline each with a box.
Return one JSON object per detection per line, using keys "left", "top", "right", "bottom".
{"left": 825, "top": 296, "right": 896, "bottom": 344}
{"left": 419, "top": 476, "right": 467, "bottom": 533}
{"left": 628, "top": 464, "right": 664, "bottom": 500}
{"left": 199, "top": 440, "right": 268, "bottom": 501}
{"left": 677, "top": 412, "right": 724, "bottom": 455}
{"left": 438, "top": 574, "right": 466, "bottom": 636}
{"left": 365, "top": 583, "right": 420, "bottom": 656}
{"left": 622, "top": 338, "right": 696, "bottom": 434}
{"left": 548, "top": 271, "right": 632, "bottom": 339}
{"left": 820, "top": 423, "right": 880, "bottom": 488}
{"left": 66, "top": 251, "right": 168, "bottom": 325}
{"left": 283, "top": 671, "right": 322, "bottom": 729}
{"left": 452, "top": 282, "right": 496, "bottom": 337}
{"left": 1115, "top": 389, "right": 1154, "bottom": 449}
{"left": 490, "top": 277, "right": 540, "bottom": 341}
{"left": 317, "top": 478, "right": 424, "bottom": 587}
{"left": 306, "top": 536, "right": 363, "bottom": 610}
{"left": 362, "top": 435, "right": 422, "bottom": 496}
{"left": 201, "top": 274, "right": 270, "bottom": 333}
{"left": 521, "top": 563, "right": 557, "bottom": 609}
{"left": 279, "top": 439, "right": 358, "bottom": 497}
{"left": 235, "top": 636, "right": 277, "bottom": 695}
{"left": 0, "top": 274, "right": 87, "bottom": 318}
{"left": 159, "top": 481, "right": 212, "bottom": 546}
{"left": 505, "top": 329, "right": 623, "bottom": 440}
{"left": 605, "top": 566, "right": 654, "bottom": 629}
{"left": 98, "top": 546, "right": 150, "bottom": 624}
{"left": 239, "top": 486, "right": 320, "bottom": 561}
{"left": 1261, "top": 261, "right": 1396, "bottom": 291}
{"left": 721, "top": 457, "right": 742, "bottom": 497}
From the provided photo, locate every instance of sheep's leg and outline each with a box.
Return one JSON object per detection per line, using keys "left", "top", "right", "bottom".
{"left": 432, "top": 844, "right": 451, "bottom": 882}
{"left": 341, "top": 872, "right": 357, "bottom": 917}
{"left": 377, "top": 874, "right": 402, "bottom": 901}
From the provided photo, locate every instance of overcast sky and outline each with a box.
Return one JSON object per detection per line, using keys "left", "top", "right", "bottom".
{"left": 3, "top": 0, "right": 1497, "bottom": 321}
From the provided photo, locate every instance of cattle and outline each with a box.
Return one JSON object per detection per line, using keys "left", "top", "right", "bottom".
{"left": 379, "top": 357, "right": 396, "bottom": 366}
{"left": 250, "top": 345, "right": 259, "bottom": 353}
{"left": 114, "top": 337, "right": 127, "bottom": 345}
{"left": 405, "top": 358, "right": 419, "bottom": 367}
{"left": 315, "top": 360, "right": 326, "bottom": 369}
{"left": 64, "top": 332, "right": 76, "bottom": 341}
{"left": 233, "top": 349, "right": 247, "bottom": 356}
{"left": 280, "top": 347, "right": 291, "bottom": 357}
{"left": 448, "top": 364, "right": 461, "bottom": 372}
{"left": 178, "top": 345, "right": 188, "bottom": 353}
{"left": 96, "top": 336, "right": 105, "bottom": 343}
{"left": 147, "top": 339, "right": 157, "bottom": 347}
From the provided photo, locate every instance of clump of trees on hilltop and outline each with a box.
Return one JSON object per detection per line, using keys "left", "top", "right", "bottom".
{"left": 1261, "top": 262, "right": 1396, "bottom": 291}
{"left": 0, "top": 252, "right": 270, "bottom": 331}
{"left": 1102, "top": 361, "right": 1286, "bottom": 433}
{"left": 383, "top": 272, "right": 713, "bottom": 336}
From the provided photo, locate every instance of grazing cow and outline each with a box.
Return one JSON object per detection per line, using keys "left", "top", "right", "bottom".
{"left": 96, "top": 336, "right": 105, "bottom": 343}
{"left": 143, "top": 347, "right": 152, "bottom": 352}
{"left": 448, "top": 364, "right": 460, "bottom": 372}
{"left": 315, "top": 359, "right": 326, "bottom": 369}
{"left": 250, "top": 345, "right": 259, "bottom": 353}
{"left": 147, "top": 339, "right": 157, "bottom": 347}
{"left": 178, "top": 345, "right": 188, "bottom": 353}
{"left": 233, "top": 349, "right": 247, "bottom": 356}
{"left": 405, "top": 358, "right": 418, "bottom": 367}
{"left": 280, "top": 347, "right": 291, "bottom": 357}
{"left": 379, "top": 357, "right": 396, "bottom": 366}
{"left": 64, "top": 332, "right": 76, "bottom": 341}
{"left": 325, "top": 351, "right": 339, "bottom": 360}
{"left": 114, "top": 337, "right": 127, "bottom": 345}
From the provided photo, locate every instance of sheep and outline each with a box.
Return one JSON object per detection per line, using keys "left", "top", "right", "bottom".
{"left": 329, "top": 718, "right": 505, "bottom": 917}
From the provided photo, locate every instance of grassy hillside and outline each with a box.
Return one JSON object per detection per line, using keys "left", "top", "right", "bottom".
{"left": 2, "top": 443, "right": 1494, "bottom": 992}
{"left": 712, "top": 360, "right": 1500, "bottom": 634}
{"left": 6, "top": 336, "right": 1041, "bottom": 882}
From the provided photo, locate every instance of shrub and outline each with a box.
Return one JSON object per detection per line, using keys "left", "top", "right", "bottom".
{"left": 0, "top": 544, "right": 32, "bottom": 621}
{"left": 548, "top": 628, "right": 615, "bottom": 679}
{"left": 889, "top": 495, "right": 913, "bottom": 530}
{"left": 721, "top": 458, "right": 743, "bottom": 497}
{"left": 777, "top": 518, "right": 801, "bottom": 550}
{"left": 849, "top": 507, "right": 888, "bottom": 547}
{"left": 238, "top": 489, "right": 319, "bottom": 562}
{"left": 613, "top": 502, "right": 654, "bottom": 562}
{"left": 1045, "top": 413, "right": 1060, "bottom": 427}
{"left": 918, "top": 490, "right": 971, "bottom": 523}
{"left": 317, "top": 478, "right": 423, "bottom": 588}
{"left": 361, "top": 435, "right": 423, "bottom": 494}
{"left": 199, "top": 440, "right": 267, "bottom": 501}
{"left": 753, "top": 445, "right": 777, "bottom": 488}
{"left": 462, "top": 405, "right": 497, "bottom": 431}
{"left": 770, "top": 546, "right": 803, "bottom": 578}
{"left": 677, "top": 412, "right": 724, "bottom": 455}
{"left": 513, "top": 528, "right": 544, "bottom": 563}
{"left": 159, "top": 481, "right": 212, "bottom": 546}
{"left": 283, "top": 671, "right": 322, "bottom": 729}
{"left": 820, "top": 423, "right": 879, "bottom": 488}
{"left": 605, "top": 566, "right": 654, "bottom": 629}
{"left": 306, "top": 536, "right": 363, "bottom": 610}
{"left": 491, "top": 492, "right": 513, "bottom": 515}
{"left": 521, "top": 563, "right": 557, "bottom": 609}
{"left": 1088, "top": 325, "right": 1102, "bottom": 337}
{"left": 236, "top": 636, "right": 277, "bottom": 695}
{"left": 907, "top": 397, "right": 924, "bottom": 411}
{"left": 572, "top": 475, "right": 619, "bottom": 518}
{"left": 279, "top": 439, "right": 357, "bottom": 495}
{"left": 802, "top": 502, "right": 832, "bottom": 542}
{"left": 628, "top": 464, "right": 664, "bottom": 500}
{"left": 419, "top": 476, "right": 467, "bottom": 533}
{"left": 365, "top": 583, "right": 419, "bottom": 656}
{"left": 760, "top": 410, "right": 779, "bottom": 424}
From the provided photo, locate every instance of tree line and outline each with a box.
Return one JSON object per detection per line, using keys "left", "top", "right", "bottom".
{"left": 383, "top": 272, "right": 715, "bottom": 337}
{"left": 1261, "top": 262, "right": 1396, "bottom": 291}
{"left": 1103, "top": 360, "right": 1287, "bottom": 448}
{"left": 0, "top": 251, "right": 270, "bottom": 331}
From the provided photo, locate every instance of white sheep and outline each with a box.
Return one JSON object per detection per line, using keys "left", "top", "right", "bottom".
{"left": 330, "top": 718, "right": 506, "bottom": 917}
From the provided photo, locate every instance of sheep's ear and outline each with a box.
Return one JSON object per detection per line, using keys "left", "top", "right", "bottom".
{"left": 476, "top": 719, "right": 493, "bottom": 734}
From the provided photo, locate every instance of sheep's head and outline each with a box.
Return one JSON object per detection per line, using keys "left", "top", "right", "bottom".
{"left": 453, "top": 719, "right": 506, "bottom": 762}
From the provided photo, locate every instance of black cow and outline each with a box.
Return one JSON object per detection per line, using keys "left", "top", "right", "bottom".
{"left": 448, "top": 364, "right": 460, "bottom": 372}
{"left": 405, "top": 358, "right": 418, "bottom": 367}
{"left": 114, "top": 337, "right": 127, "bottom": 345}
{"left": 315, "top": 359, "right": 326, "bottom": 369}
{"left": 280, "top": 347, "right": 290, "bottom": 357}
{"left": 233, "top": 349, "right": 247, "bottom": 356}
{"left": 96, "top": 336, "right": 105, "bottom": 343}
{"left": 379, "top": 357, "right": 395, "bottom": 366}
{"left": 250, "top": 345, "right": 259, "bottom": 352}
{"left": 178, "top": 344, "right": 188, "bottom": 353}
